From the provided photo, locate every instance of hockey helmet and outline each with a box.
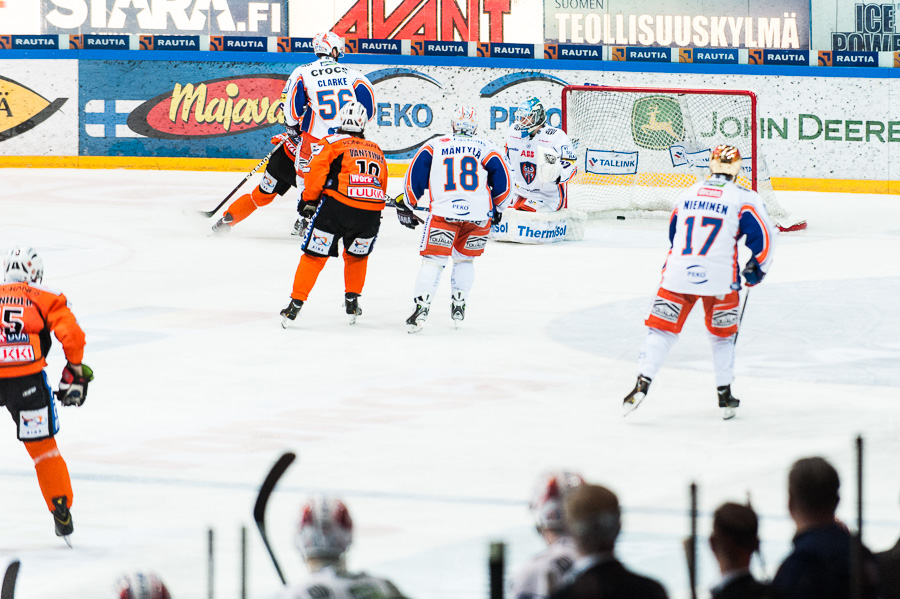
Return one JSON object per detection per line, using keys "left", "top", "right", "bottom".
{"left": 295, "top": 495, "right": 353, "bottom": 561}
{"left": 313, "top": 31, "right": 344, "bottom": 59}
{"left": 530, "top": 471, "right": 585, "bottom": 532}
{"left": 4, "top": 246, "right": 43, "bottom": 283}
{"left": 338, "top": 101, "right": 368, "bottom": 133}
{"left": 709, "top": 144, "right": 743, "bottom": 179}
{"left": 451, "top": 105, "right": 478, "bottom": 137}
{"left": 114, "top": 571, "right": 171, "bottom": 599}
{"left": 514, "top": 97, "right": 547, "bottom": 138}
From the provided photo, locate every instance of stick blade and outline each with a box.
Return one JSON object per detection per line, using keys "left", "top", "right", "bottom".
{"left": 254, "top": 452, "right": 296, "bottom": 524}
{"left": 2, "top": 560, "right": 20, "bottom": 599}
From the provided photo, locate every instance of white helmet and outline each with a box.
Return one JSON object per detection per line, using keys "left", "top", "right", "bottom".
{"left": 709, "top": 144, "right": 743, "bottom": 179}
{"left": 4, "top": 246, "right": 43, "bottom": 283}
{"left": 514, "top": 97, "right": 547, "bottom": 138}
{"left": 451, "top": 105, "right": 478, "bottom": 136}
{"left": 295, "top": 495, "right": 353, "bottom": 561}
{"left": 338, "top": 101, "right": 368, "bottom": 133}
{"left": 313, "top": 31, "right": 344, "bottom": 59}
{"left": 530, "top": 471, "right": 584, "bottom": 532}
{"left": 114, "top": 571, "right": 171, "bottom": 599}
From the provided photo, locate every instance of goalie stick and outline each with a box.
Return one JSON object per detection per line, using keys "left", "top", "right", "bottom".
{"left": 1, "top": 560, "right": 20, "bottom": 599}
{"left": 253, "top": 451, "right": 296, "bottom": 586}
{"left": 197, "top": 141, "right": 284, "bottom": 218}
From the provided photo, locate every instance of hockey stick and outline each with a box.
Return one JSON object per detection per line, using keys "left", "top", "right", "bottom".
{"left": 253, "top": 451, "right": 296, "bottom": 586}
{"left": 732, "top": 289, "right": 751, "bottom": 345}
{"left": 197, "top": 141, "right": 284, "bottom": 218}
{"left": 682, "top": 482, "right": 698, "bottom": 599}
{"left": 1, "top": 560, "right": 20, "bottom": 599}
{"left": 850, "top": 436, "right": 864, "bottom": 599}
{"left": 489, "top": 541, "right": 505, "bottom": 599}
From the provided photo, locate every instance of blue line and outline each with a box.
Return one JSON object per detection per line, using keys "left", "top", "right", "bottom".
{"left": 1, "top": 49, "right": 898, "bottom": 79}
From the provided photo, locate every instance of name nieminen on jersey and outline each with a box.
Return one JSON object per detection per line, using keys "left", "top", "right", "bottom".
{"left": 683, "top": 200, "right": 729, "bottom": 214}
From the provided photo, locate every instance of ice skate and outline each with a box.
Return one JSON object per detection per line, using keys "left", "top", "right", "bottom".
{"left": 292, "top": 217, "right": 308, "bottom": 237}
{"left": 623, "top": 375, "right": 652, "bottom": 416}
{"left": 406, "top": 296, "right": 430, "bottom": 333}
{"left": 280, "top": 299, "right": 303, "bottom": 328}
{"left": 717, "top": 385, "right": 740, "bottom": 420}
{"left": 450, "top": 292, "right": 465, "bottom": 327}
{"left": 52, "top": 496, "right": 73, "bottom": 547}
{"left": 345, "top": 293, "right": 362, "bottom": 325}
{"left": 211, "top": 213, "right": 233, "bottom": 234}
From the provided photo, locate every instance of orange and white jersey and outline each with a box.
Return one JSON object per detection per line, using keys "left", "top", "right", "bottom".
{"left": 301, "top": 133, "right": 388, "bottom": 211}
{"left": 278, "top": 566, "right": 407, "bottom": 599}
{"left": 405, "top": 134, "right": 510, "bottom": 222}
{"left": 661, "top": 174, "right": 776, "bottom": 295}
{"left": 282, "top": 57, "right": 375, "bottom": 140}
{"left": 0, "top": 281, "right": 85, "bottom": 378}
{"left": 509, "top": 536, "right": 579, "bottom": 599}
{"left": 504, "top": 125, "right": 577, "bottom": 211}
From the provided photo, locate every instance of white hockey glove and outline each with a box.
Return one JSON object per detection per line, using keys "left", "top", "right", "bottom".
{"left": 56, "top": 362, "right": 94, "bottom": 407}
{"left": 537, "top": 146, "right": 562, "bottom": 183}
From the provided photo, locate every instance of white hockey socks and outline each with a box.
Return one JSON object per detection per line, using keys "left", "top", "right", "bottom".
{"left": 709, "top": 332, "right": 736, "bottom": 387}
{"left": 413, "top": 255, "right": 447, "bottom": 301}
{"left": 637, "top": 328, "right": 678, "bottom": 380}
{"left": 450, "top": 259, "right": 475, "bottom": 301}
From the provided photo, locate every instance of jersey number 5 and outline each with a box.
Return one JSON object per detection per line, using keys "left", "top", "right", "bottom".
{"left": 682, "top": 216, "right": 723, "bottom": 256}
{"left": 2, "top": 307, "right": 24, "bottom": 335}
{"left": 442, "top": 156, "right": 479, "bottom": 192}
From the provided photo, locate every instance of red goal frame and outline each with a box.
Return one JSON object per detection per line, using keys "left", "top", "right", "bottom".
{"left": 561, "top": 85, "right": 759, "bottom": 191}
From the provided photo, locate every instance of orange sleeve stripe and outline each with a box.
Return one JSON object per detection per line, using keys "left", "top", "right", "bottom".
{"left": 741, "top": 204, "right": 770, "bottom": 263}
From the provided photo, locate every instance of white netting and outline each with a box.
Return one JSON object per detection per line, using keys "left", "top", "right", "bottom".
{"left": 562, "top": 86, "right": 790, "bottom": 222}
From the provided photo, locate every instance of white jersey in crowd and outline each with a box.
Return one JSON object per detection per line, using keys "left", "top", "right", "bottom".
{"left": 405, "top": 133, "right": 511, "bottom": 221}
{"left": 509, "top": 536, "right": 579, "bottom": 599}
{"left": 662, "top": 174, "right": 776, "bottom": 296}
{"left": 282, "top": 57, "right": 375, "bottom": 140}
{"left": 504, "top": 124, "right": 577, "bottom": 211}
{"left": 279, "top": 566, "right": 407, "bottom": 599}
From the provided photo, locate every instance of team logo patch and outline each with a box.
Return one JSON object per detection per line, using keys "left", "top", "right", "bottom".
{"left": 19, "top": 406, "right": 50, "bottom": 440}
{"left": 711, "top": 308, "right": 738, "bottom": 328}
{"left": 347, "top": 236, "right": 375, "bottom": 256}
{"left": 698, "top": 187, "right": 723, "bottom": 198}
{"left": 259, "top": 173, "right": 278, "bottom": 193}
{"left": 0, "top": 344, "right": 35, "bottom": 363}
{"left": 349, "top": 174, "right": 378, "bottom": 185}
{"left": 347, "top": 186, "right": 385, "bottom": 200}
{"left": 520, "top": 161, "right": 536, "bottom": 185}
{"left": 305, "top": 229, "right": 334, "bottom": 255}
{"left": 428, "top": 228, "right": 455, "bottom": 248}
{"left": 686, "top": 265, "right": 708, "bottom": 284}
{"left": 650, "top": 298, "right": 682, "bottom": 323}
{"left": 464, "top": 235, "right": 488, "bottom": 251}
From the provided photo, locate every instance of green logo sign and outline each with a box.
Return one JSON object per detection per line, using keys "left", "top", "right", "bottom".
{"left": 632, "top": 96, "right": 685, "bottom": 150}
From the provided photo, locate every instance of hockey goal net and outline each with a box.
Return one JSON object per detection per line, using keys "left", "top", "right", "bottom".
{"left": 561, "top": 85, "right": 805, "bottom": 231}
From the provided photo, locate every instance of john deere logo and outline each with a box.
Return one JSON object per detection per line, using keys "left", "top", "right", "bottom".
{"left": 0, "top": 76, "right": 67, "bottom": 142}
{"left": 632, "top": 96, "right": 684, "bottom": 150}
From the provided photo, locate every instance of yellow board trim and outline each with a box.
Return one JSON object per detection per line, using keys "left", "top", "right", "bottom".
{"left": 2, "top": 157, "right": 898, "bottom": 194}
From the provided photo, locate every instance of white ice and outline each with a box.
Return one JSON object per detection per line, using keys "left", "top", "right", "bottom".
{"left": 0, "top": 168, "right": 898, "bottom": 599}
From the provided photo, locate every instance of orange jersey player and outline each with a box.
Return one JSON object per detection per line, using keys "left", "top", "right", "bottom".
{"left": 280, "top": 101, "right": 388, "bottom": 327}
{"left": 0, "top": 247, "right": 93, "bottom": 545}
{"left": 212, "top": 31, "right": 375, "bottom": 236}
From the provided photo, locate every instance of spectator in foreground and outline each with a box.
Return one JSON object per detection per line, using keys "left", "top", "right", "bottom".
{"left": 771, "top": 457, "right": 880, "bottom": 599}
{"left": 874, "top": 490, "right": 900, "bottom": 599}
{"left": 114, "top": 571, "right": 171, "bottom": 599}
{"left": 550, "top": 483, "right": 668, "bottom": 599}
{"left": 709, "top": 502, "right": 772, "bottom": 599}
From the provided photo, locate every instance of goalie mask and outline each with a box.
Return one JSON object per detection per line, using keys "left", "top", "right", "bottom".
{"left": 313, "top": 31, "right": 344, "bottom": 59}
{"left": 295, "top": 495, "right": 353, "bottom": 561}
{"left": 4, "top": 246, "right": 43, "bottom": 283}
{"left": 338, "top": 101, "right": 368, "bottom": 134}
{"left": 530, "top": 471, "right": 585, "bottom": 532}
{"left": 451, "top": 106, "right": 478, "bottom": 137}
{"left": 515, "top": 97, "right": 547, "bottom": 138}
{"left": 114, "top": 571, "right": 171, "bottom": 599}
{"left": 709, "top": 144, "right": 743, "bottom": 179}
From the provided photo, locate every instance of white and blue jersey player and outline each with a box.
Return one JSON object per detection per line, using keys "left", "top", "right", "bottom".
{"left": 399, "top": 106, "right": 511, "bottom": 332}
{"left": 623, "top": 145, "right": 777, "bottom": 420}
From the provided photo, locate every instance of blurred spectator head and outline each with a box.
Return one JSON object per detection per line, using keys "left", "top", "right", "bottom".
{"left": 788, "top": 457, "right": 840, "bottom": 520}
{"left": 710, "top": 502, "right": 759, "bottom": 571}
{"left": 114, "top": 571, "right": 171, "bottom": 599}
{"left": 295, "top": 495, "right": 353, "bottom": 564}
{"left": 530, "top": 471, "right": 585, "bottom": 533}
{"left": 564, "top": 484, "right": 622, "bottom": 555}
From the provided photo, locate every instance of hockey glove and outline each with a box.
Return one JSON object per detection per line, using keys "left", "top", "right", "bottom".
{"left": 57, "top": 362, "right": 94, "bottom": 407}
{"left": 491, "top": 210, "right": 503, "bottom": 226}
{"left": 393, "top": 195, "right": 420, "bottom": 229}
{"left": 742, "top": 256, "right": 765, "bottom": 286}
{"left": 298, "top": 200, "right": 318, "bottom": 218}
{"left": 271, "top": 126, "right": 302, "bottom": 157}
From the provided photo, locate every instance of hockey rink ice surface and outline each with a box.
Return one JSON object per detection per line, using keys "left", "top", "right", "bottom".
{"left": 1, "top": 168, "right": 899, "bottom": 599}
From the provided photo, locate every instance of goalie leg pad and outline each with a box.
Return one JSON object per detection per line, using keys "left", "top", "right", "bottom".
{"left": 702, "top": 291, "right": 740, "bottom": 337}
{"left": 644, "top": 288, "right": 698, "bottom": 334}
{"left": 490, "top": 209, "right": 573, "bottom": 244}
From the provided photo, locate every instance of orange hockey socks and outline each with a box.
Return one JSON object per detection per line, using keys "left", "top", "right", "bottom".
{"left": 343, "top": 252, "right": 369, "bottom": 295}
{"left": 224, "top": 187, "right": 277, "bottom": 225}
{"left": 24, "top": 437, "right": 73, "bottom": 511}
{"left": 291, "top": 254, "right": 328, "bottom": 301}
